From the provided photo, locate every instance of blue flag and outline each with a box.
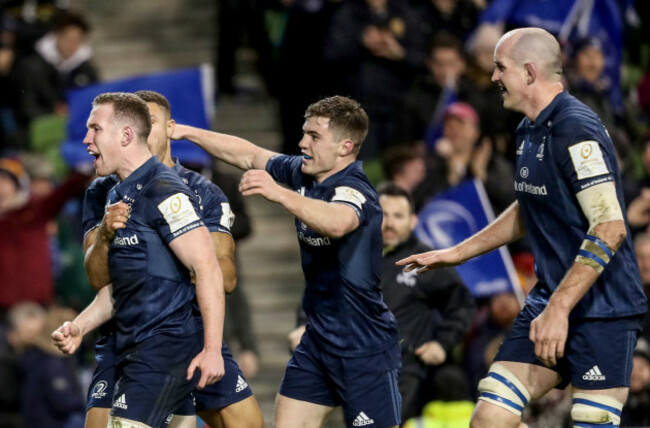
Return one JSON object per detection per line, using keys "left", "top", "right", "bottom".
{"left": 415, "top": 179, "right": 524, "bottom": 303}
{"left": 61, "top": 67, "right": 214, "bottom": 168}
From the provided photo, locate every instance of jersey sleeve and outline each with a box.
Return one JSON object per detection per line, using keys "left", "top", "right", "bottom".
{"left": 200, "top": 182, "right": 234, "bottom": 235}
{"left": 329, "top": 180, "right": 372, "bottom": 225}
{"left": 145, "top": 178, "right": 205, "bottom": 244}
{"left": 81, "top": 177, "right": 116, "bottom": 237}
{"left": 550, "top": 117, "right": 616, "bottom": 194}
{"left": 265, "top": 154, "right": 302, "bottom": 187}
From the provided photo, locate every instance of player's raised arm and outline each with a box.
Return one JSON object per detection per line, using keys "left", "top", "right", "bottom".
{"left": 172, "top": 124, "right": 276, "bottom": 171}
{"left": 169, "top": 226, "right": 226, "bottom": 389}
{"left": 397, "top": 201, "right": 525, "bottom": 273}
{"left": 238, "top": 169, "right": 360, "bottom": 238}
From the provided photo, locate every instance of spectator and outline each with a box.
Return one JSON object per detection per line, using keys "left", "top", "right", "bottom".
{"left": 14, "top": 304, "right": 85, "bottom": 428}
{"left": 379, "top": 183, "right": 475, "bottom": 420}
{"left": 14, "top": 10, "right": 98, "bottom": 127}
{"left": 0, "top": 156, "right": 88, "bottom": 312}
{"left": 398, "top": 32, "right": 479, "bottom": 151}
{"left": 412, "top": 102, "right": 515, "bottom": 214}
{"left": 325, "top": 0, "right": 425, "bottom": 158}
{"left": 465, "top": 24, "right": 521, "bottom": 159}
{"left": 381, "top": 145, "right": 427, "bottom": 195}
{"left": 565, "top": 36, "right": 632, "bottom": 155}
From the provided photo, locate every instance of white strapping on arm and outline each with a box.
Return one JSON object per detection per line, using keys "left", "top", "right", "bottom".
{"left": 575, "top": 181, "right": 623, "bottom": 233}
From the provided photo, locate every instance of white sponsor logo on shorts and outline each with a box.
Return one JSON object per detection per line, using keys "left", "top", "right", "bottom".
{"left": 91, "top": 380, "right": 108, "bottom": 399}
{"left": 582, "top": 365, "right": 606, "bottom": 381}
{"left": 114, "top": 393, "right": 128, "bottom": 410}
{"left": 236, "top": 375, "right": 248, "bottom": 393}
{"left": 352, "top": 411, "right": 374, "bottom": 426}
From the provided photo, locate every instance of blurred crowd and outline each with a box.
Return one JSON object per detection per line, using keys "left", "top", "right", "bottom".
{"left": 1, "top": 0, "right": 650, "bottom": 427}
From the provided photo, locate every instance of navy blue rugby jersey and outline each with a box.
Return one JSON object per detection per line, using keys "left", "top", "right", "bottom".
{"left": 105, "top": 157, "right": 206, "bottom": 352}
{"left": 82, "top": 159, "right": 235, "bottom": 337}
{"left": 514, "top": 91, "right": 646, "bottom": 318}
{"left": 266, "top": 155, "right": 398, "bottom": 356}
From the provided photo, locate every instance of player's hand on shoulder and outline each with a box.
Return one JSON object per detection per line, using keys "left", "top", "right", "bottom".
{"left": 51, "top": 321, "right": 82, "bottom": 355}
{"left": 187, "top": 348, "right": 225, "bottom": 389}
{"left": 99, "top": 201, "right": 130, "bottom": 241}
{"left": 396, "top": 247, "right": 463, "bottom": 274}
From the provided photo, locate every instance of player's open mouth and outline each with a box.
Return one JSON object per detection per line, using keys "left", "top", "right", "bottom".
{"left": 302, "top": 154, "right": 313, "bottom": 160}
{"left": 499, "top": 85, "right": 508, "bottom": 96}
{"left": 88, "top": 150, "right": 100, "bottom": 162}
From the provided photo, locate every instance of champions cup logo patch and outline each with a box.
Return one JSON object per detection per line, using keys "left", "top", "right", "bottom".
{"left": 158, "top": 193, "right": 201, "bottom": 233}
{"left": 569, "top": 141, "right": 609, "bottom": 180}
{"left": 331, "top": 186, "right": 366, "bottom": 210}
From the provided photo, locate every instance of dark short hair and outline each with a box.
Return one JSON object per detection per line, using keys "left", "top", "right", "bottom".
{"left": 429, "top": 31, "right": 464, "bottom": 58}
{"left": 53, "top": 10, "right": 91, "bottom": 34}
{"left": 381, "top": 145, "right": 422, "bottom": 180}
{"left": 92, "top": 92, "right": 152, "bottom": 141}
{"left": 377, "top": 182, "right": 415, "bottom": 214}
{"left": 135, "top": 90, "right": 172, "bottom": 119}
{"left": 304, "top": 96, "right": 369, "bottom": 155}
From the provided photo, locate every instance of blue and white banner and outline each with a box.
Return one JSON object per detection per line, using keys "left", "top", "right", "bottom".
{"left": 415, "top": 179, "right": 524, "bottom": 303}
{"left": 61, "top": 66, "right": 214, "bottom": 168}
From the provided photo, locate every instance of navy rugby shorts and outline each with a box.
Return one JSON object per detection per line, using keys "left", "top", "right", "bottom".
{"left": 175, "top": 341, "right": 253, "bottom": 414}
{"left": 279, "top": 329, "right": 402, "bottom": 428}
{"left": 109, "top": 334, "right": 201, "bottom": 427}
{"left": 87, "top": 336, "right": 252, "bottom": 422}
{"left": 495, "top": 301, "right": 642, "bottom": 390}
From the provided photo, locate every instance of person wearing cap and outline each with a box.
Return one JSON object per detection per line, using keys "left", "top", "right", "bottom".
{"left": 411, "top": 101, "right": 515, "bottom": 213}
{"left": 399, "top": 28, "right": 647, "bottom": 428}
{"left": 0, "top": 157, "right": 88, "bottom": 313}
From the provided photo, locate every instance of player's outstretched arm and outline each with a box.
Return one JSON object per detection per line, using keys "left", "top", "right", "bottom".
{"left": 239, "top": 169, "right": 360, "bottom": 238}
{"left": 397, "top": 201, "right": 525, "bottom": 273}
{"left": 52, "top": 285, "right": 114, "bottom": 354}
{"left": 211, "top": 232, "right": 237, "bottom": 294}
{"left": 531, "top": 182, "right": 627, "bottom": 367}
{"left": 84, "top": 201, "right": 130, "bottom": 290}
{"left": 172, "top": 124, "right": 277, "bottom": 171}
{"left": 169, "top": 226, "right": 226, "bottom": 389}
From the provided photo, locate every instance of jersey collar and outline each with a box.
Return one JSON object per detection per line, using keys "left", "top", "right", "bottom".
{"left": 533, "top": 90, "right": 569, "bottom": 128}
{"left": 120, "top": 155, "right": 159, "bottom": 188}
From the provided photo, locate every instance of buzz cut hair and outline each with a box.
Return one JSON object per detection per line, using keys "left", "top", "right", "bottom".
{"left": 135, "top": 90, "right": 172, "bottom": 120}
{"left": 304, "top": 96, "right": 369, "bottom": 155}
{"left": 503, "top": 28, "right": 562, "bottom": 80}
{"left": 92, "top": 92, "right": 152, "bottom": 141}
